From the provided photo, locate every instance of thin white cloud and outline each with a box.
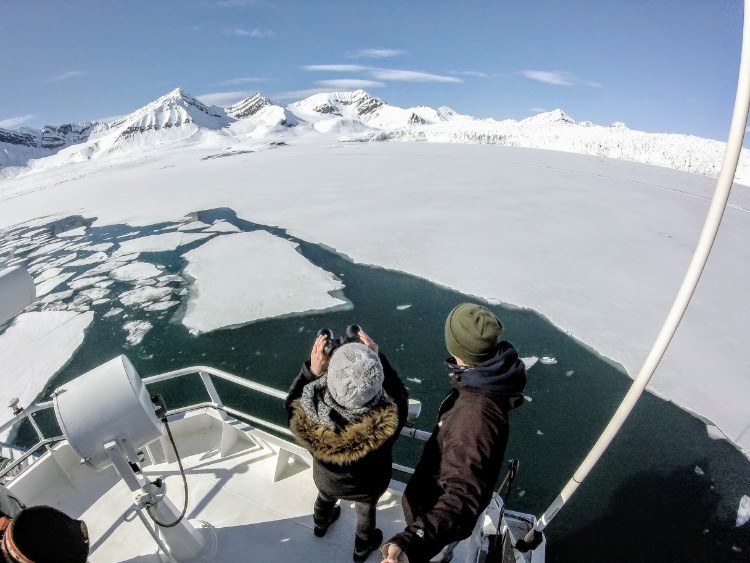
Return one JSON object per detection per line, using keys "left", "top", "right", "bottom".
{"left": 48, "top": 71, "right": 87, "bottom": 82}
{"left": 529, "top": 107, "right": 548, "bottom": 114}
{"left": 452, "top": 70, "right": 491, "bottom": 78}
{"left": 304, "top": 64, "right": 370, "bottom": 72}
{"left": 229, "top": 28, "right": 274, "bottom": 38}
{"left": 317, "top": 79, "right": 385, "bottom": 89}
{"left": 0, "top": 115, "right": 35, "bottom": 129}
{"left": 520, "top": 70, "right": 601, "bottom": 88}
{"left": 348, "top": 49, "right": 405, "bottom": 59}
{"left": 197, "top": 91, "right": 257, "bottom": 106}
{"left": 370, "top": 69, "right": 462, "bottom": 83}
{"left": 521, "top": 70, "right": 574, "bottom": 86}
{"left": 304, "top": 64, "right": 462, "bottom": 84}
{"left": 217, "top": 77, "right": 268, "bottom": 86}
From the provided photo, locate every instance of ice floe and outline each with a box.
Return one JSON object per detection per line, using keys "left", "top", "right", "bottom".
{"left": 737, "top": 495, "right": 750, "bottom": 527}
{"left": 181, "top": 231, "right": 347, "bottom": 334}
{"left": 36, "top": 272, "right": 76, "bottom": 296}
{"left": 123, "top": 320, "right": 152, "bottom": 347}
{"left": 119, "top": 286, "right": 173, "bottom": 307}
{"left": 0, "top": 311, "right": 94, "bottom": 435}
{"left": 206, "top": 221, "right": 241, "bottom": 233}
{"left": 521, "top": 356, "right": 538, "bottom": 370}
{"left": 540, "top": 356, "right": 557, "bottom": 365}
{"left": 68, "top": 275, "right": 109, "bottom": 290}
{"left": 110, "top": 261, "right": 161, "bottom": 282}
{"left": 113, "top": 231, "right": 212, "bottom": 256}
{"left": 396, "top": 304, "right": 412, "bottom": 310}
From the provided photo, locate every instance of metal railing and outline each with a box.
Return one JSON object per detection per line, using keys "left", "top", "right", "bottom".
{"left": 1, "top": 365, "right": 431, "bottom": 480}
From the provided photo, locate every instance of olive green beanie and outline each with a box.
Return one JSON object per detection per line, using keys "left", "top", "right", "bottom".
{"left": 444, "top": 303, "right": 504, "bottom": 365}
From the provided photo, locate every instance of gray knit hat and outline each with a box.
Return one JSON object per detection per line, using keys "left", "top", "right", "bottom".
{"left": 327, "top": 343, "right": 385, "bottom": 410}
{"left": 445, "top": 303, "right": 503, "bottom": 365}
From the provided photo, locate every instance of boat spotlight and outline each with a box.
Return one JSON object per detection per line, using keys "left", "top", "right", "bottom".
{"left": 53, "top": 356, "right": 210, "bottom": 561}
{"left": 53, "top": 355, "right": 163, "bottom": 470}
{"left": 0, "top": 266, "right": 36, "bottom": 326}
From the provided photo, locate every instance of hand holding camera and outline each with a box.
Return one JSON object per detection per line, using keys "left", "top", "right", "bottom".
{"left": 310, "top": 324, "right": 378, "bottom": 376}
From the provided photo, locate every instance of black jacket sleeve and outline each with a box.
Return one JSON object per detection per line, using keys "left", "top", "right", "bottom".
{"left": 283, "top": 361, "right": 317, "bottom": 422}
{"left": 387, "top": 397, "right": 509, "bottom": 562}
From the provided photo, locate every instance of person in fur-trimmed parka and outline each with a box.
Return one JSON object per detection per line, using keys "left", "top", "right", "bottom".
{"left": 285, "top": 329, "right": 408, "bottom": 563}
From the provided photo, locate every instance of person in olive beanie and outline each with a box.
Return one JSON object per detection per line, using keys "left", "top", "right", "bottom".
{"left": 381, "top": 303, "right": 526, "bottom": 563}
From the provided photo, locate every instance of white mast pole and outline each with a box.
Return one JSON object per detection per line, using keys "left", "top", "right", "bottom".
{"left": 520, "top": 0, "right": 750, "bottom": 546}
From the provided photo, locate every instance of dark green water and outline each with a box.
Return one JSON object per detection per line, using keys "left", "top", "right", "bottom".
{"left": 3, "top": 210, "right": 749, "bottom": 561}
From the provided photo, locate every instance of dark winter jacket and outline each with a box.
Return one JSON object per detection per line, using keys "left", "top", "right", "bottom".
{"left": 284, "top": 353, "right": 409, "bottom": 501}
{"left": 387, "top": 341, "right": 526, "bottom": 563}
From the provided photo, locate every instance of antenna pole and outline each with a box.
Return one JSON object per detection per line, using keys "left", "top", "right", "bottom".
{"left": 519, "top": 0, "right": 750, "bottom": 547}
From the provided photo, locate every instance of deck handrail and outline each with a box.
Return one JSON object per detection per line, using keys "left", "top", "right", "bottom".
{"left": 0, "top": 365, "right": 431, "bottom": 480}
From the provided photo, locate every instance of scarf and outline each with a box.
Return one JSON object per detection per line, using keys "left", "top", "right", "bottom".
{"left": 299, "top": 374, "right": 385, "bottom": 430}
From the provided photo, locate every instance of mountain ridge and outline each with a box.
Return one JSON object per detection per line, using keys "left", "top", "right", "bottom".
{"left": 1, "top": 88, "right": 747, "bottom": 185}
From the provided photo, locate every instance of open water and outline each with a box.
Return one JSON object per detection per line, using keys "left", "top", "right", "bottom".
{"left": 3, "top": 209, "right": 749, "bottom": 561}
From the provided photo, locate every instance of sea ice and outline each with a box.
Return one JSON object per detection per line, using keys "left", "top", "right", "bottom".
{"left": 68, "top": 275, "right": 109, "bottom": 290}
{"left": 47, "top": 253, "right": 79, "bottom": 267}
{"left": 103, "top": 308, "right": 123, "bottom": 318}
{"left": 36, "top": 272, "right": 76, "bottom": 296}
{"left": 119, "top": 286, "right": 173, "bottom": 307}
{"left": 521, "top": 356, "right": 539, "bottom": 370}
{"left": 39, "top": 290, "right": 74, "bottom": 304}
{"left": 396, "top": 304, "right": 412, "bottom": 310}
{"left": 34, "top": 266, "right": 64, "bottom": 284}
{"left": 113, "top": 231, "right": 212, "bottom": 256}
{"left": 67, "top": 252, "right": 109, "bottom": 267}
{"left": 540, "top": 356, "right": 557, "bottom": 365}
{"left": 123, "top": 320, "right": 152, "bottom": 347}
{"left": 27, "top": 240, "right": 69, "bottom": 258}
{"left": 110, "top": 261, "right": 161, "bottom": 282}
{"left": 0, "top": 311, "right": 94, "bottom": 434}
{"left": 143, "top": 301, "right": 178, "bottom": 312}
{"left": 56, "top": 227, "right": 86, "bottom": 238}
{"left": 736, "top": 495, "right": 750, "bottom": 527}
{"left": 706, "top": 425, "right": 727, "bottom": 440}
{"left": 177, "top": 221, "right": 211, "bottom": 231}
{"left": 206, "top": 221, "right": 241, "bottom": 233}
{"left": 78, "top": 288, "right": 110, "bottom": 302}
{"left": 181, "top": 231, "right": 347, "bottom": 334}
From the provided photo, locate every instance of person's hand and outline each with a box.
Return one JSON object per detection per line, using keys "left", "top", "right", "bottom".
{"left": 381, "top": 543, "right": 408, "bottom": 563}
{"left": 310, "top": 334, "right": 330, "bottom": 376}
{"left": 358, "top": 329, "right": 379, "bottom": 354}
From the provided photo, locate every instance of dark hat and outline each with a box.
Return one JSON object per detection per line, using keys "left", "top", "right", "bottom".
{"left": 327, "top": 343, "right": 384, "bottom": 410}
{"left": 2, "top": 505, "right": 89, "bottom": 563}
{"left": 444, "top": 303, "right": 503, "bottom": 365}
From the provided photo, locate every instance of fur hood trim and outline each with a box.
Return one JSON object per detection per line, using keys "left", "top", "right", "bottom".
{"left": 289, "top": 397, "right": 400, "bottom": 464}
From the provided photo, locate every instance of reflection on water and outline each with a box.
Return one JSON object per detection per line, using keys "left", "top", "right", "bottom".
{"left": 2, "top": 209, "right": 748, "bottom": 561}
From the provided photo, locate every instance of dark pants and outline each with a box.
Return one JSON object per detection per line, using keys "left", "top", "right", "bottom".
{"left": 314, "top": 490, "right": 377, "bottom": 542}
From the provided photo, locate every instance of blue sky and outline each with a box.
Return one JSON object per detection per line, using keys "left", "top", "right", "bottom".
{"left": 0, "top": 0, "right": 743, "bottom": 141}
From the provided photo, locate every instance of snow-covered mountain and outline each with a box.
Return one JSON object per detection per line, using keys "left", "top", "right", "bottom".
{"left": 1, "top": 88, "right": 747, "bottom": 185}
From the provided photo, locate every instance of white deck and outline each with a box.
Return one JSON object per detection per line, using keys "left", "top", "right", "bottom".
{"left": 6, "top": 409, "right": 488, "bottom": 563}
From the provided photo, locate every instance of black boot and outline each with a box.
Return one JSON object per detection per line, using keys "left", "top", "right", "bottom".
{"left": 353, "top": 528, "right": 383, "bottom": 562}
{"left": 313, "top": 504, "right": 341, "bottom": 537}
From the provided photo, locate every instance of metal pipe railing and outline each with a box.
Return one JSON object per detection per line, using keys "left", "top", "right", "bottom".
{"left": 1, "top": 364, "right": 431, "bottom": 481}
